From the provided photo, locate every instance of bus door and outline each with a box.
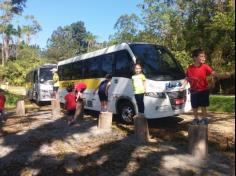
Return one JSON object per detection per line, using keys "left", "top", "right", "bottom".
{"left": 108, "top": 50, "right": 134, "bottom": 113}
{"left": 33, "top": 70, "right": 39, "bottom": 100}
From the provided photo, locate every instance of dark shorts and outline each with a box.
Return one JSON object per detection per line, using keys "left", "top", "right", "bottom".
{"left": 66, "top": 109, "right": 75, "bottom": 116}
{"left": 53, "top": 86, "right": 59, "bottom": 92}
{"left": 190, "top": 90, "right": 209, "bottom": 108}
{"left": 98, "top": 92, "right": 108, "bottom": 101}
{"left": 135, "top": 93, "right": 145, "bottom": 113}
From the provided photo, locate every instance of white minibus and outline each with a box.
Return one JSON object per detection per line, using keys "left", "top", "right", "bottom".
{"left": 58, "top": 43, "right": 191, "bottom": 122}
{"left": 26, "top": 64, "right": 57, "bottom": 103}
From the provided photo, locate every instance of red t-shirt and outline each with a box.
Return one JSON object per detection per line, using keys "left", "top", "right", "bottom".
{"left": 186, "top": 64, "right": 213, "bottom": 91}
{"left": 0, "top": 95, "right": 6, "bottom": 110}
{"left": 64, "top": 92, "right": 76, "bottom": 110}
{"left": 74, "top": 83, "right": 87, "bottom": 92}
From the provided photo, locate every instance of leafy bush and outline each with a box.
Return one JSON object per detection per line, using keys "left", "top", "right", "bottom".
{"left": 3, "top": 46, "right": 46, "bottom": 86}
{"left": 5, "top": 92, "right": 24, "bottom": 108}
{"left": 209, "top": 95, "right": 235, "bottom": 113}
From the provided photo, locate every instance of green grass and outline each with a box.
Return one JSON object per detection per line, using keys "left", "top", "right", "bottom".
{"left": 209, "top": 95, "right": 235, "bottom": 113}
{"left": 5, "top": 91, "right": 25, "bottom": 109}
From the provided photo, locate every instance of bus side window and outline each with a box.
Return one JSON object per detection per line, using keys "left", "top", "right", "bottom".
{"left": 101, "top": 53, "right": 113, "bottom": 77}
{"left": 114, "top": 50, "right": 133, "bottom": 78}
{"left": 72, "top": 61, "right": 83, "bottom": 80}
{"left": 84, "top": 57, "right": 102, "bottom": 79}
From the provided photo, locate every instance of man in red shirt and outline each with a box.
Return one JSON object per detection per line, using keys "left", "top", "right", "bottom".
{"left": 64, "top": 85, "right": 76, "bottom": 124}
{"left": 0, "top": 89, "right": 6, "bottom": 122}
{"left": 180, "top": 49, "right": 219, "bottom": 125}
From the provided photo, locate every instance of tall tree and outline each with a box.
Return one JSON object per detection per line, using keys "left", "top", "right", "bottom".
{"left": 0, "top": 0, "right": 26, "bottom": 65}
{"left": 21, "top": 15, "right": 41, "bottom": 45}
{"left": 113, "top": 13, "right": 142, "bottom": 43}
{"left": 46, "top": 21, "right": 89, "bottom": 61}
{"left": 85, "top": 32, "right": 97, "bottom": 52}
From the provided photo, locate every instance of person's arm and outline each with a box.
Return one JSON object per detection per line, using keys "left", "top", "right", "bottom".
{"left": 93, "top": 86, "right": 99, "bottom": 95}
{"left": 179, "top": 78, "right": 189, "bottom": 91}
{"left": 211, "top": 71, "right": 231, "bottom": 79}
{"left": 105, "top": 82, "right": 111, "bottom": 96}
{"left": 143, "top": 80, "right": 147, "bottom": 93}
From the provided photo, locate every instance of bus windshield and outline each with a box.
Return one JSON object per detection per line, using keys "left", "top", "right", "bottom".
{"left": 129, "top": 44, "right": 185, "bottom": 81}
{"left": 39, "top": 67, "right": 54, "bottom": 84}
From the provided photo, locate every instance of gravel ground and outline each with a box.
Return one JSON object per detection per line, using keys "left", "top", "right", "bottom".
{"left": 0, "top": 104, "right": 234, "bottom": 176}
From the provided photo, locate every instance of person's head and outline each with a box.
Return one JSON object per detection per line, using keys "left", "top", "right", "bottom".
{"left": 105, "top": 74, "right": 112, "bottom": 80}
{"left": 134, "top": 63, "right": 143, "bottom": 74}
{"left": 0, "top": 89, "right": 5, "bottom": 96}
{"left": 51, "top": 68, "right": 58, "bottom": 73}
{"left": 66, "top": 84, "right": 74, "bottom": 93}
{"left": 192, "top": 48, "right": 206, "bottom": 64}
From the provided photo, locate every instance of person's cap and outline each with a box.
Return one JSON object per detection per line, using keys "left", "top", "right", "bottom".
{"left": 50, "top": 68, "right": 57, "bottom": 72}
{"left": 74, "top": 83, "right": 87, "bottom": 92}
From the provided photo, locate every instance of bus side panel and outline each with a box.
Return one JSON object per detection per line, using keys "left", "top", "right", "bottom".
{"left": 108, "top": 77, "right": 135, "bottom": 114}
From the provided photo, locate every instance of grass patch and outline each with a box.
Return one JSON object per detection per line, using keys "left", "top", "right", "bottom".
{"left": 5, "top": 91, "right": 25, "bottom": 109}
{"left": 209, "top": 95, "right": 235, "bottom": 113}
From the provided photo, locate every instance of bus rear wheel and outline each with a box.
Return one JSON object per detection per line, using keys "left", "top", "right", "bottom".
{"left": 118, "top": 102, "right": 135, "bottom": 123}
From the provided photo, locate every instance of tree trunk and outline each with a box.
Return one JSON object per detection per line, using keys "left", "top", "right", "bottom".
{"left": 1, "top": 34, "right": 5, "bottom": 66}
{"left": 4, "top": 35, "right": 9, "bottom": 62}
{"left": 98, "top": 112, "right": 113, "bottom": 129}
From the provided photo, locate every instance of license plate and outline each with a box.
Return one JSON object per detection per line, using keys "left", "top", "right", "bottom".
{"left": 175, "top": 98, "right": 185, "bottom": 105}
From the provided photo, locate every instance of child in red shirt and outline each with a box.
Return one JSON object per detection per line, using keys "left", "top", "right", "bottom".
{"left": 0, "top": 89, "right": 6, "bottom": 122}
{"left": 180, "top": 49, "right": 219, "bottom": 125}
{"left": 64, "top": 85, "right": 76, "bottom": 124}
{"left": 68, "top": 83, "right": 87, "bottom": 125}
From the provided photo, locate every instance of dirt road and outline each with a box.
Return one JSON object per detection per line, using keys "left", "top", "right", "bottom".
{"left": 0, "top": 104, "right": 235, "bottom": 176}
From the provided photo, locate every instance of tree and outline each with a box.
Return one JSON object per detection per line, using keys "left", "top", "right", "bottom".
{"left": 21, "top": 15, "right": 41, "bottom": 45}
{"left": 3, "top": 45, "right": 45, "bottom": 85}
{"left": 0, "top": 0, "right": 27, "bottom": 65}
{"left": 113, "top": 13, "right": 142, "bottom": 42}
{"left": 46, "top": 21, "right": 90, "bottom": 61}
{"left": 84, "top": 32, "right": 97, "bottom": 52}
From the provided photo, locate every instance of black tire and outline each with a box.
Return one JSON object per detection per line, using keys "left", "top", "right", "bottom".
{"left": 118, "top": 101, "right": 135, "bottom": 123}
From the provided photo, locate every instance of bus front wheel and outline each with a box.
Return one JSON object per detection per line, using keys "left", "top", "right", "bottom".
{"left": 118, "top": 102, "right": 135, "bottom": 123}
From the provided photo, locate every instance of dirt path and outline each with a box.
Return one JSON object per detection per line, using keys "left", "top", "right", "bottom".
{"left": 0, "top": 105, "right": 234, "bottom": 176}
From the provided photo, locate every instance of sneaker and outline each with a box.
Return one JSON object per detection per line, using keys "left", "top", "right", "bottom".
{"left": 198, "top": 118, "right": 209, "bottom": 125}
{"left": 191, "top": 118, "right": 199, "bottom": 125}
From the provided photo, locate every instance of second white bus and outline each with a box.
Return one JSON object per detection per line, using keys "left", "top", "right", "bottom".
{"left": 57, "top": 43, "right": 191, "bottom": 122}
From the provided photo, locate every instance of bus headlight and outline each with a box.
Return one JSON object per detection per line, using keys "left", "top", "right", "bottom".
{"left": 145, "top": 92, "right": 166, "bottom": 98}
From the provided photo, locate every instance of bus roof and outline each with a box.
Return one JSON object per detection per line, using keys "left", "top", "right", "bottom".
{"left": 27, "top": 64, "right": 57, "bottom": 74}
{"left": 58, "top": 42, "right": 135, "bottom": 66}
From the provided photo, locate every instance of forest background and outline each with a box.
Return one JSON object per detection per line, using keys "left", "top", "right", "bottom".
{"left": 0, "top": 0, "right": 235, "bottom": 94}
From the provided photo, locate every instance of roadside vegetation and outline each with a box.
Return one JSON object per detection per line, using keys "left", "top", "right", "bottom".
{"left": 209, "top": 95, "right": 235, "bottom": 113}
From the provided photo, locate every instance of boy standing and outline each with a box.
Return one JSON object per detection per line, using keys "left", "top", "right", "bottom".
{"left": 51, "top": 68, "right": 59, "bottom": 98}
{"left": 180, "top": 48, "right": 219, "bottom": 125}
{"left": 0, "top": 89, "right": 6, "bottom": 122}
{"left": 93, "top": 74, "right": 112, "bottom": 112}
{"left": 64, "top": 85, "right": 76, "bottom": 124}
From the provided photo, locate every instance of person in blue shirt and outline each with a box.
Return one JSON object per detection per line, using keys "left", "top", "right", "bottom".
{"left": 93, "top": 74, "right": 112, "bottom": 112}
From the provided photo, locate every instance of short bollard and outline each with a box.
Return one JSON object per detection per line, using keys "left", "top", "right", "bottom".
{"left": 188, "top": 124, "right": 208, "bottom": 158}
{"left": 134, "top": 115, "right": 150, "bottom": 143}
{"left": 16, "top": 100, "right": 25, "bottom": 116}
{"left": 98, "top": 112, "right": 113, "bottom": 129}
{"left": 51, "top": 95, "right": 60, "bottom": 118}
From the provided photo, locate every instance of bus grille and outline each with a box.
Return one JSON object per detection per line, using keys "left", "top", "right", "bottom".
{"left": 166, "top": 90, "right": 186, "bottom": 110}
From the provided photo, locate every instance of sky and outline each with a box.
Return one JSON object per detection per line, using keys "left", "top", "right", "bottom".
{"left": 21, "top": 0, "right": 143, "bottom": 49}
